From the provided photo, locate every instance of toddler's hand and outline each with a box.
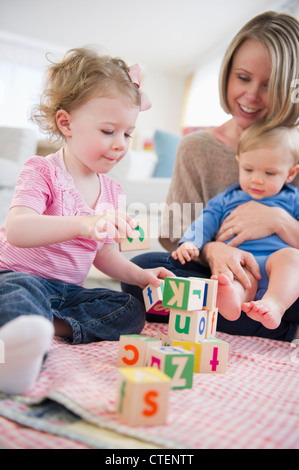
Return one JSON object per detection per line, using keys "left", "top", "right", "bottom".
{"left": 138, "top": 267, "right": 175, "bottom": 289}
{"left": 82, "top": 211, "right": 137, "bottom": 243}
{"left": 172, "top": 242, "right": 200, "bottom": 265}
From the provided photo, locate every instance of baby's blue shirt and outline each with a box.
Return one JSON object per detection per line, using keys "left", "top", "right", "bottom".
{"left": 180, "top": 183, "right": 299, "bottom": 256}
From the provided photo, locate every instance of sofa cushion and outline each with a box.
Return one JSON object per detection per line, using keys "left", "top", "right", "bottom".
{"left": 0, "top": 158, "right": 21, "bottom": 188}
{"left": 153, "top": 130, "right": 181, "bottom": 178}
{"left": 0, "top": 126, "right": 37, "bottom": 165}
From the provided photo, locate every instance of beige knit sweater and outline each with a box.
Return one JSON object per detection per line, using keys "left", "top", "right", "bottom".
{"left": 159, "top": 131, "right": 299, "bottom": 252}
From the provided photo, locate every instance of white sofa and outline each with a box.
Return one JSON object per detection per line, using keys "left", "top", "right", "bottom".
{"left": 0, "top": 127, "right": 174, "bottom": 242}
{"left": 0, "top": 126, "right": 38, "bottom": 226}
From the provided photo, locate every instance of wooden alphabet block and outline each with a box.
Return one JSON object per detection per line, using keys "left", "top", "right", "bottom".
{"left": 162, "top": 277, "right": 205, "bottom": 311}
{"left": 157, "top": 328, "right": 172, "bottom": 346}
{"left": 116, "top": 334, "right": 162, "bottom": 368}
{"left": 143, "top": 281, "right": 170, "bottom": 316}
{"left": 197, "top": 337, "right": 229, "bottom": 374}
{"left": 119, "top": 219, "right": 151, "bottom": 252}
{"left": 171, "top": 337, "right": 228, "bottom": 374}
{"left": 202, "top": 278, "right": 218, "bottom": 310}
{"left": 171, "top": 339, "right": 202, "bottom": 373}
{"left": 116, "top": 367, "right": 171, "bottom": 426}
{"left": 147, "top": 346, "right": 194, "bottom": 389}
{"left": 168, "top": 308, "right": 207, "bottom": 343}
{"left": 206, "top": 308, "right": 218, "bottom": 338}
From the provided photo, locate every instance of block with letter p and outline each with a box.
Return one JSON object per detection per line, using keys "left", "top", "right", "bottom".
{"left": 116, "top": 334, "right": 162, "bottom": 367}
{"left": 147, "top": 346, "right": 194, "bottom": 389}
{"left": 116, "top": 367, "right": 171, "bottom": 426}
{"left": 162, "top": 277, "right": 205, "bottom": 311}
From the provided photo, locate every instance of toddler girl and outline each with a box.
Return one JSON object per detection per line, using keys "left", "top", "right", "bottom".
{"left": 0, "top": 47, "right": 171, "bottom": 394}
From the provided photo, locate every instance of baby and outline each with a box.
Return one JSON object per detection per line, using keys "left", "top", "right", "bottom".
{"left": 172, "top": 126, "right": 299, "bottom": 330}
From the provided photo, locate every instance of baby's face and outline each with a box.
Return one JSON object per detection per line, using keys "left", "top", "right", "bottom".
{"left": 237, "top": 144, "right": 298, "bottom": 199}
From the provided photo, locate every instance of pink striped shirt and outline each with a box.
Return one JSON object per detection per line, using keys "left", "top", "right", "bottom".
{"left": 0, "top": 149, "right": 125, "bottom": 285}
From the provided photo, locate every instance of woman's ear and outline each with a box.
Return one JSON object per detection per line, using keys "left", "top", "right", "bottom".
{"left": 285, "top": 164, "right": 299, "bottom": 183}
{"left": 56, "top": 110, "right": 72, "bottom": 138}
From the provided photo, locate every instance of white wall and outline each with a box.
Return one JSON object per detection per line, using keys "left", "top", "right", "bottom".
{"left": 0, "top": 32, "right": 186, "bottom": 149}
{"left": 134, "top": 69, "right": 186, "bottom": 149}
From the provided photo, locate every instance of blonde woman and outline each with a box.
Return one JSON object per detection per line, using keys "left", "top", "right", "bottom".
{"left": 122, "top": 11, "right": 299, "bottom": 342}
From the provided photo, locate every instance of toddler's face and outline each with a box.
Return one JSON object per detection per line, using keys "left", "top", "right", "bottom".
{"left": 237, "top": 144, "right": 298, "bottom": 199}
{"left": 65, "top": 94, "right": 139, "bottom": 174}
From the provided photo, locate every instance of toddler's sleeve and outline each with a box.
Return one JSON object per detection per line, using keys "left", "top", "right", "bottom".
{"left": 10, "top": 157, "right": 53, "bottom": 214}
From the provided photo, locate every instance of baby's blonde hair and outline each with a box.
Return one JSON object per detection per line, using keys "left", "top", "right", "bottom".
{"left": 31, "top": 47, "right": 141, "bottom": 141}
{"left": 238, "top": 125, "right": 299, "bottom": 165}
{"left": 219, "top": 11, "right": 299, "bottom": 131}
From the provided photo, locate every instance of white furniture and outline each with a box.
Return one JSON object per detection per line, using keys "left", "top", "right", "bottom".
{"left": 0, "top": 126, "right": 38, "bottom": 226}
{"left": 0, "top": 128, "right": 172, "bottom": 248}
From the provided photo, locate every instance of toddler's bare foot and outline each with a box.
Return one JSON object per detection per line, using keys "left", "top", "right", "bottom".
{"left": 242, "top": 296, "right": 284, "bottom": 329}
{"left": 211, "top": 274, "right": 241, "bottom": 321}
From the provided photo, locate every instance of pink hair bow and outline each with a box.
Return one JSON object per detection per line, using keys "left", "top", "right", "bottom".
{"left": 128, "top": 64, "right": 152, "bottom": 111}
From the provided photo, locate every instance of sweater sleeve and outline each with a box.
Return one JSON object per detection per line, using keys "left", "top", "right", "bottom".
{"left": 159, "top": 131, "right": 238, "bottom": 252}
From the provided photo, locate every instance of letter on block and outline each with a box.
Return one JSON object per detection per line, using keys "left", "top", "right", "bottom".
{"left": 168, "top": 309, "right": 207, "bottom": 342}
{"left": 116, "top": 367, "right": 171, "bottom": 426}
{"left": 198, "top": 338, "right": 229, "bottom": 373}
{"left": 143, "top": 281, "right": 170, "bottom": 316}
{"left": 157, "top": 328, "right": 173, "bottom": 346}
{"left": 119, "top": 219, "right": 151, "bottom": 252}
{"left": 162, "top": 277, "right": 205, "bottom": 311}
{"left": 116, "top": 334, "right": 162, "bottom": 367}
{"left": 147, "top": 346, "right": 194, "bottom": 389}
{"left": 171, "top": 339, "right": 202, "bottom": 373}
{"left": 203, "top": 279, "right": 218, "bottom": 310}
{"left": 206, "top": 308, "right": 218, "bottom": 338}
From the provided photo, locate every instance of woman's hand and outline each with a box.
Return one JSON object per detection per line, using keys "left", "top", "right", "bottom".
{"left": 81, "top": 210, "right": 137, "bottom": 243}
{"left": 216, "top": 201, "right": 276, "bottom": 247}
{"left": 201, "top": 241, "right": 261, "bottom": 289}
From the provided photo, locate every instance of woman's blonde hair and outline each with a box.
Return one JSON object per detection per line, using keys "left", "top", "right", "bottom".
{"left": 219, "top": 11, "right": 299, "bottom": 131}
{"left": 31, "top": 47, "right": 141, "bottom": 141}
{"left": 238, "top": 125, "right": 299, "bottom": 165}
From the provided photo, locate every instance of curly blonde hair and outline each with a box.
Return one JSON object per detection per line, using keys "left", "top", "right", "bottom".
{"left": 31, "top": 47, "right": 141, "bottom": 141}
{"left": 219, "top": 11, "right": 299, "bottom": 131}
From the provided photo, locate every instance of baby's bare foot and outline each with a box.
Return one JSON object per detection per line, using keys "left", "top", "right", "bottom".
{"left": 242, "top": 296, "right": 284, "bottom": 329}
{"left": 211, "top": 274, "right": 241, "bottom": 321}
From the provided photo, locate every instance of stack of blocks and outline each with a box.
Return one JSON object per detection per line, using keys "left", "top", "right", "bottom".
{"left": 115, "top": 275, "right": 229, "bottom": 426}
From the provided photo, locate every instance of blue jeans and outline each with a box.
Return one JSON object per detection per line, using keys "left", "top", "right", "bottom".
{"left": 0, "top": 270, "right": 145, "bottom": 344}
{"left": 121, "top": 252, "right": 299, "bottom": 342}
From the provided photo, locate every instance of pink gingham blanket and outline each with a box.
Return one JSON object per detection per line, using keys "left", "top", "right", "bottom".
{"left": 0, "top": 322, "right": 298, "bottom": 449}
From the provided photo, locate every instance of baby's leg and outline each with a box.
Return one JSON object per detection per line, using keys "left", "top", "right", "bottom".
{"left": 242, "top": 248, "right": 299, "bottom": 329}
{"left": 211, "top": 268, "right": 258, "bottom": 321}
